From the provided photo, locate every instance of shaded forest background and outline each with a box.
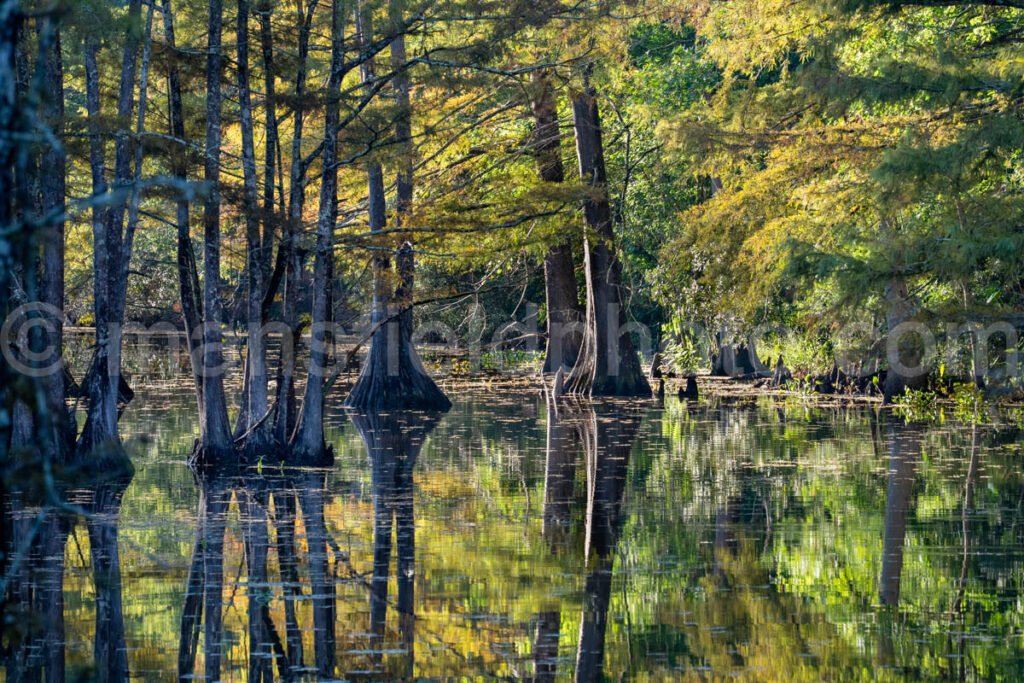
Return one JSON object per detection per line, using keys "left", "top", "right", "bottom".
{"left": 4, "top": 0, "right": 1024, "bottom": 465}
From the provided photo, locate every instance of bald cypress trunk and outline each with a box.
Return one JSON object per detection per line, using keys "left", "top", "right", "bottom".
{"left": 882, "top": 274, "right": 926, "bottom": 403}
{"left": 531, "top": 71, "right": 583, "bottom": 374}
{"left": 161, "top": 0, "right": 204, "bottom": 416}
{"left": 291, "top": 0, "right": 343, "bottom": 465}
{"left": 564, "top": 75, "right": 649, "bottom": 397}
{"left": 39, "top": 17, "right": 73, "bottom": 461}
{"left": 390, "top": 0, "right": 416, "bottom": 344}
{"left": 346, "top": 5, "right": 450, "bottom": 412}
{"left": 257, "top": 1, "right": 278, "bottom": 290}
{"left": 79, "top": 29, "right": 118, "bottom": 457}
{"left": 272, "top": 0, "right": 316, "bottom": 446}
{"left": 235, "top": 0, "right": 273, "bottom": 452}
{"left": 191, "top": 0, "right": 234, "bottom": 464}
{"left": 0, "top": 0, "right": 18, "bottom": 458}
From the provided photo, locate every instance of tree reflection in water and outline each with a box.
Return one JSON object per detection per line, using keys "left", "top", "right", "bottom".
{"left": 176, "top": 465, "right": 341, "bottom": 681}
{"left": 879, "top": 419, "right": 924, "bottom": 609}
{"left": 2, "top": 394, "right": 1021, "bottom": 680}
{"left": 350, "top": 410, "right": 442, "bottom": 679}
{"left": 2, "top": 473, "right": 132, "bottom": 683}
{"left": 533, "top": 397, "right": 645, "bottom": 683}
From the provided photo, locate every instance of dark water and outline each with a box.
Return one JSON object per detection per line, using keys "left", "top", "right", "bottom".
{"left": 5, "top": 380, "right": 1024, "bottom": 681}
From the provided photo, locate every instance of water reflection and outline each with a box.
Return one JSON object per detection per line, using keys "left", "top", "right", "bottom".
{"left": 177, "top": 466, "right": 342, "bottom": 681}
{"left": 351, "top": 411, "right": 441, "bottom": 678}
{"left": 534, "top": 398, "right": 644, "bottom": 682}
{"left": 2, "top": 474, "right": 132, "bottom": 683}
{"left": 879, "top": 420, "right": 923, "bottom": 607}
{"left": 3, "top": 499, "right": 72, "bottom": 682}
{"left": 4, "top": 392, "right": 1024, "bottom": 679}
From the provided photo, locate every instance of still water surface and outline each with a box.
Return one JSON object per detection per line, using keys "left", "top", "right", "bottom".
{"left": 7, "top": 380, "right": 1024, "bottom": 681}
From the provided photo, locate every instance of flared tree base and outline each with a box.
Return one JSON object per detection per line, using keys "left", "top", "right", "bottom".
{"left": 187, "top": 440, "right": 240, "bottom": 470}
{"left": 286, "top": 443, "right": 335, "bottom": 469}
{"left": 345, "top": 340, "right": 451, "bottom": 412}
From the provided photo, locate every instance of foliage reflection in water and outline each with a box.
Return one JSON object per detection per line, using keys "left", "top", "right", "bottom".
{"left": 3, "top": 386, "right": 1024, "bottom": 680}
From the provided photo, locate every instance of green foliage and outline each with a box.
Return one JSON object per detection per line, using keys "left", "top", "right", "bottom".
{"left": 894, "top": 387, "right": 942, "bottom": 423}
{"left": 951, "top": 382, "right": 986, "bottom": 424}
{"left": 649, "top": 0, "right": 1024, "bottom": 375}
{"left": 662, "top": 327, "right": 705, "bottom": 374}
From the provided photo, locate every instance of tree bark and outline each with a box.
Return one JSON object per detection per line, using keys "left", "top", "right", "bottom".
{"left": 0, "top": 0, "right": 16, "bottom": 342}
{"left": 161, "top": 0, "right": 205, "bottom": 416}
{"left": 235, "top": 0, "right": 272, "bottom": 451}
{"left": 80, "top": 0, "right": 145, "bottom": 459}
{"left": 257, "top": 0, "right": 278, "bottom": 290}
{"left": 193, "top": 0, "right": 234, "bottom": 463}
{"left": 292, "top": 0, "right": 343, "bottom": 465}
{"left": 37, "top": 17, "right": 73, "bottom": 461}
{"left": 531, "top": 71, "right": 583, "bottom": 374}
{"left": 79, "top": 31, "right": 119, "bottom": 458}
{"left": 0, "top": 1, "right": 16, "bottom": 458}
{"left": 345, "top": 3, "right": 450, "bottom": 412}
{"left": 272, "top": 0, "right": 318, "bottom": 446}
{"left": 390, "top": 0, "right": 415, "bottom": 339}
{"left": 564, "top": 74, "right": 649, "bottom": 398}
{"left": 882, "top": 274, "right": 926, "bottom": 402}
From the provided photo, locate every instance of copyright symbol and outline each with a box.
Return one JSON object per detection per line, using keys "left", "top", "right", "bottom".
{"left": 1, "top": 302, "right": 66, "bottom": 378}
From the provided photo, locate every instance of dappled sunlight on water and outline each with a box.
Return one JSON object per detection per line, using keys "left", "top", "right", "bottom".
{"left": 5, "top": 382, "right": 1024, "bottom": 680}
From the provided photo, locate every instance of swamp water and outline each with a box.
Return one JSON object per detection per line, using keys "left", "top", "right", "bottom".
{"left": 5, "top": 376, "right": 1024, "bottom": 681}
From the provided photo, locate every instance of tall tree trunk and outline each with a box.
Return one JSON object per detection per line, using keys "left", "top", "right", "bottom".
{"left": 390, "top": 0, "right": 415, "bottom": 341}
{"left": 236, "top": 0, "right": 271, "bottom": 450}
{"left": 79, "top": 0, "right": 145, "bottom": 461}
{"left": 292, "top": 0, "right": 343, "bottom": 465}
{"left": 119, "top": 0, "right": 154, "bottom": 328}
{"left": 257, "top": 0, "right": 277, "bottom": 290}
{"left": 272, "top": 0, "right": 317, "bottom": 446}
{"left": 564, "top": 74, "right": 649, "bottom": 397}
{"left": 38, "top": 17, "right": 72, "bottom": 461}
{"left": 105, "top": 0, "right": 143, "bottom": 327}
{"left": 193, "top": 0, "right": 234, "bottom": 463}
{"left": 346, "top": 3, "right": 450, "bottom": 412}
{"left": 0, "top": 0, "right": 16, "bottom": 458}
{"left": 531, "top": 71, "right": 583, "bottom": 374}
{"left": 79, "top": 34, "right": 117, "bottom": 457}
{"left": 161, "top": 0, "right": 205, "bottom": 415}
{"left": 9, "top": 0, "right": 35, "bottom": 467}
{"left": 883, "top": 273, "right": 925, "bottom": 403}
{"left": 0, "top": 0, "right": 16, "bottom": 335}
